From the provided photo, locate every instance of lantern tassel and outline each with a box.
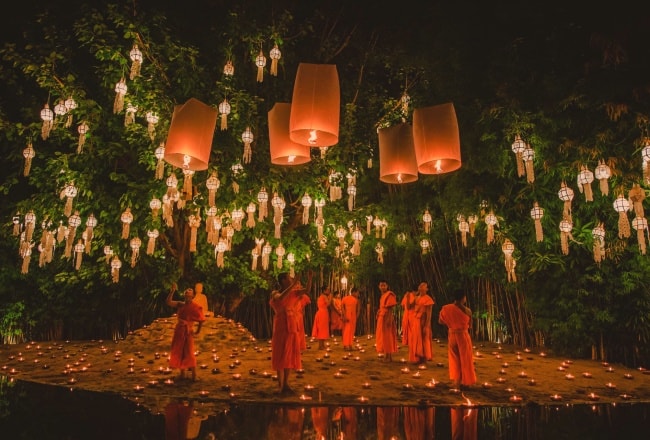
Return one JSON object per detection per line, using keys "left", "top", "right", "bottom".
{"left": 618, "top": 212, "right": 631, "bottom": 239}
{"left": 534, "top": 219, "right": 544, "bottom": 242}
{"left": 525, "top": 159, "right": 535, "bottom": 183}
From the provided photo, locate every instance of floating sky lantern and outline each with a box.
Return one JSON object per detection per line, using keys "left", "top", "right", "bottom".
{"left": 378, "top": 122, "right": 418, "bottom": 184}
{"left": 269, "top": 103, "right": 311, "bottom": 165}
{"left": 412, "top": 102, "right": 461, "bottom": 174}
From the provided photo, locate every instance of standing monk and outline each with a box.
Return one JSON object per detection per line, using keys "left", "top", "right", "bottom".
{"left": 438, "top": 289, "right": 476, "bottom": 389}
{"left": 270, "top": 270, "right": 313, "bottom": 394}
{"left": 341, "top": 287, "right": 360, "bottom": 351}
{"left": 166, "top": 283, "right": 205, "bottom": 381}
{"left": 412, "top": 281, "right": 435, "bottom": 363}
{"left": 312, "top": 285, "right": 332, "bottom": 349}
{"left": 329, "top": 291, "right": 344, "bottom": 337}
{"left": 401, "top": 287, "right": 416, "bottom": 346}
{"left": 375, "top": 279, "right": 398, "bottom": 361}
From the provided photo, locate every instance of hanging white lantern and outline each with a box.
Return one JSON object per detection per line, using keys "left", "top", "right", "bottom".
{"left": 20, "top": 243, "right": 33, "bottom": 274}
{"left": 257, "top": 187, "right": 269, "bottom": 221}
{"left": 129, "top": 237, "right": 142, "bottom": 267}
{"left": 594, "top": 159, "right": 611, "bottom": 196}
{"left": 347, "top": 184, "right": 356, "bottom": 211}
{"left": 351, "top": 227, "right": 363, "bottom": 256}
{"left": 204, "top": 171, "right": 220, "bottom": 207}
{"left": 218, "top": 98, "right": 230, "bottom": 131}
{"left": 84, "top": 214, "right": 97, "bottom": 253}
{"left": 145, "top": 111, "right": 158, "bottom": 141}
{"left": 22, "top": 142, "right": 35, "bottom": 177}
{"left": 269, "top": 44, "right": 281, "bottom": 76}
{"left": 255, "top": 49, "right": 267, "bottom": 83}
{"left": 129, "top": 43, "right": 143, "bottom": 80}
{"left": 154, "top": 144, "right": 165, "bottom": 180}
{"left": 77, "top": 121, "right": 89, "bottom": 153}
{"left": 629, "top": 183, "right": 645, "bottom": 218}
{"left": 530, "top": 202, "right": 544, "bottom": 242}
{"left": 577, "top": 165, "right": 594, "bottom": 202}
{"left": 328, "top": 171, "right": 342, "bottom": 201}
{"left": 121, "top": 207, "right": 134, "bottom": 239}
{"left": 74, "top": 240, "right": 85, "bottom": 270}
{"left": 150, "top": 197, "right": 162, "bottom": 219}
{"left": 223, "top": 59, "right": 235, "bottom": 76}
{"left": 559, "top": 218, "right": 573, "bottom": 255}
{"left": 458, "top": 217, "right": 469, "bottom": 247}
{"left": 54, "top": 99, "right": 67, "bottom": 125}
{"left": 373, "top": 217, "right": 382, "bottom": 238}
{"left": 375, "top": 242, "right": 384, "bottom": 264}
{"left": 113, "top": 78, "right": 127, "bottom": 114}
{"left": 301, "top": 193, "right": 312, "bottom": 225}
{"left": 422, "top": 209, "right": 432, "bottom": 233}
{"left": 522, "top": 143, "right": 535, "bottom": 183}
{"left": 419, "top": 238, "right": 431, "bottom": 255}
{"left": 511, "top": 134, "right": 526, "bottom": 178}
{"left": 272, "top": 193, "right": 285, "bottom": 239}
{"left": 592, "top": 223, "right": 606, "bottom": 264}
{"left": 246, "top": 202, "right": 256, "bottom": 228}
{"left": 251, "top": 247, "right": 260, "bottom": 270}
{"left": 336, "top": 225, "right": 347, "bottom": 247}
{"left": 125, "top": 102, "right": 137, "bottom": 127}
{"left": 275, "top": 243, "right": 285, "bottom": 268}
{"left": 166, "top": 172, "right": 179, "bottom": 200}
{"left": 231, "top": 207, "right": 244, "bottom": 231}
{"left": 65, "top": 212, "right": 82, "bottom": 258}
{"left": 111, "top": 256, "right": 122, "bottom": 283}
{"left": 262, "top": 242, "right": 272, "bottom": 270}
{"left": 215, "top": 239, "right": 227, "bottom": 268}
{"left": 146, "top": 229, "right": 159, "bottom": 255}
{"left": 103, "top": 245, "right": 114, "bottom": 264}
{"left": 182, "top": 169, "right": 194, "bottom": 200}
{"left": 485, "top": 211, "right": 498, "bottom": 244}
{"left": 501, "top": 238, "right": 517, "bottom": 282}
{"left": 230, "top": 162, "right": 243, "bottom": 194}
{"left": 287, "top": 252, "right": 295, "bottom": 277}
{"left": 613, "top": 194, "right": 631, "bottom": 239}
{"left": 632, "top": 216, "right": 648, "bottom": 255}
{"left": 64, "top": 96, "right": 77, "bottom": 127}
{"left": 23, "top": 211, "right": 36, "bottom": 243}
{"left": 366, "top": 215, "right": 374, "bottom": 235}
{"left": 12, "top": 214, "right": 21, "bottom": 237}
{"left": 62, "top": 182, "right": 78, "bottom": 217}
{"left": 241, "top": 126, "right": 254, "bottom": 164}
{"left": 40, "top": 103, "right": 54, "bottom": 140}
{"left": 557, "top": 182, "right": 574, "bottom": 222}
{"left": 642, "top": 139, "right": 650, "bottom": 185}
{"left": 189, "top": 214, "right": 201, "bottom": 251}
{"left": 467, "top": 214, "right": 478, "bottom": 237}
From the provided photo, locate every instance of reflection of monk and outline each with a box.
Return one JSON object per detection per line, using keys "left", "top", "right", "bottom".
{"left": 267, "top": 407, "right": 305, "bottom": 440}
{"left": 404, "top": 406, "right": 435, "bottom": 440}
{"left": 377, "top": 406, "right": 400, "bottom": 440}
{"left": 451, "top": 406, "right": 478, "bottom": 440}
{"left": 165, "top": 400, "right": 193, "bottom": 440}
{"left": 311, "top": 406, "right": 330, "bottom": 438}
{"left": 340, "top": 407, "right": 358, "bottom": 440}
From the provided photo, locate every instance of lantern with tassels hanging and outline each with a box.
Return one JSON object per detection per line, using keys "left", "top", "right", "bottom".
{"left": 592, "top": 223, "right": 606, "bottom": 264}
{"left": 40, "top": 103, "right": 54, "bottom": 140}
{"left": 328, "top": 171, "right": 343, "bottom": 201}
{"left": 146, "top": 229, "right": 159, "bottom": 255}
{"left": 61, "top": 182, "right": 78, "bottom": 217}
{"left": 422, "top": 210, "right": 432, "bottom": 234}
{"left": 164, "top": 98, "right": 218, "bottom": 171}
{"left": 251, "top": 247, "right": 260, "bottom": 271}
{"left": 255, "top": 50, "right": 267, "bottom": 83}
{"left": 375, "top": 242, "right": 384, "bottom": 264}
{"left": 257, "top": 187, "right": 269, "bottom": 221}
{"left": 272, "top": 192, "right": 285, "bottom": 239}
{"left": 558, "top": 182, "right": 574, "bottom": 222}
{"left": 268, "top": 103, "right": 311, "bottom": 165}
{"left": 125, "top": 102, "right": 137, "bottom": 126}
{"left": 103, "top": 245, "right": 113, "bottom": 265}
{"left": 23, "top": 211, "right": 35, "bottom": 243}
{"left": 182, "top": 169, "right": 194, "bottom": 200}
{"left": 468, "top": 214, "right": 477, "bottom": 237}
{"left": 20, "top": 243, "right": 33, "bottom": 274}
{"left": 412, "top": 102, "right": 461, "bottom": 174}
{"left": 230, "top": 162, "right": 243, "bottom": 194}
{"left": 241, "top": 126, "right": 254, "bottom": 164}
{"left": 629, "top": 183, "right": 645, "bottom": 218}
{"left": 632, "top": 216, "right": 648, "bottom": 255}
{"left": 166, "top": 172, "right": 179, "bottom": 201}
{"left": 77, "top": 121, "right": 89, "bottom": 153}
{"left": 110, "top": 256, "right": 122, "bottom": 283}
{"left": 269, "top": 44, "right": 281, "bottom": 76}
{"left": 289, "top": 63, "right": 340, "bottom": 147}
{"left": 485, "top": 211, "right": 498, "bottom": 244}
{"left": 336, "top": 225, "right": 347, "bottom": 248}
{"left": 287, "top": 252, "right": 295, "bottom": 277}
{"left": 201, "top": 173, "right": 218, "bottom": 208}
{"left": 419, "top": 238, "right": 431, "bottom": 255}
{"left": 54, "top": 99, "right": 67, "bottom": 125}
{"left": 373, "top": 217, "right": 383, "bottom": 238}
{"left": 84, "top": 214, "right": 97, "bottom": 253}
{"left": 347, "top": 184, "right": 356, "bottom": 211}
{"left": 23, "top": 142, "right": 35, "bottom": 176}
{"left": 73, "top": 240, "right": 84, "bottom": 270}
{"left": 205, "top": 207, "right": 218, "bottom": 245}
{"left": 594, "top": 159, "right": 611, "bottom": 196}
{"left": 642, "top": 139, "right": 650, "bottom": 185}
{"left": 613, "top": 193, "right": 631, "bottom": 239}
{"left": 366, "top": 215, "right": 373, "bottom": 235}
{"left": 351, "top": 227, "right": 363, "bottom": 256}
{"left": 129, "top": 43, "right": 143, "bottom": 80}
{"left": 577, "top": 165, "right": 594, "bottom": 202}
{"left": 275, "top": 243, "right": 285, "bottom": 269}
{"left": 64, "top": 96, "right": 77, "bottom": 127}
{"left": 113, "top": 78, "right": 127, "bottom": 114}
{"left": 225, "top": 224, "right": 235, "bottom": 251}
{"left": 501, "top": 238, "right": 517, "bottom": 282}
{"left": 530, "top": 202, "right": 544, "bottom": 242}
{"left": 301, "top": 193, "right": 312, "bottom": 225}
{"left": 145, "top": 111, "right": 158, "bottom": 141}
{"left": 65, "top": 211, "right": 81, "bottom": 258}
{"left": 56, "top": 220, "right": 67, "bottom": 244}
{"left": 510, "top": 134, "right": 526, "bottom": 177}
{"left": 121, "top": 208, "right": 133, "bottom": 239}
{"left": 215, "top": 238, "right": 227, "bottom": 268}
{"left": 378, "top": 122, "right": 418, "bottom": 184}
{"left": 150, "top": 197, "right": 161, "bottom": 219}
{"left": 231, "top": 207, "right": 244, "bottom": 231}
{"left": 154, "top": 144, "right": 165, "bottom": 180}
{"left": 559, "top": 217, "right": 573, "bottom": 255}
{"left": 246, "top": 202, "right": 256, "bottom": 228}
{"left": 522, "top": 142, "right": 535, "bottom": 183}
{"left": 458, "top": 216, "right": 469, "bottom": 247}
{"left": 189, "top": 214, "right": 201, "bottom": 252}
{"left": 262, "top": 242, "right": 272, "bottom": 270}
{"left": 12, "top": 214, "right": 20, "bottom": 237}
{"left": 223, "top": 59, "right": 235, "bottom": 76}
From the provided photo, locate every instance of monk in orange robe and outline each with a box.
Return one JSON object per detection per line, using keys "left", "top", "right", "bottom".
{"left": 312, "top": 285, "right": 331, "bottom": 349}
{"left": 401, "top": 287, "right": 416, "bottom": 346}
{"left": 341, "top": 287, "right": 360, "bottom": 350}
{"left": 166, "top": 283, "right": 205, "bottom": 381}
{"left": 270, "top": 270, "right": 313, "bottom": 394}
{"left": 267, "top": 407, "right": 305, "bottom": 440}
{"left": 438, "top": 289, "right": 477, "bottom": 388}
{"left": 451, "top": 406, "right": 478, "bottom": 440}
{"left": 404, "top": 406, "right": 435, "bottom": 440}
{"left": 377, "top": 406, "right": 400, "bottom": 440}
{"left": 329, "top": 291, "right": 344, "bottom": 336}
{"left": 375, "top": 279, "right": 398, "bottom": 361}
{"left": 408, "top": 281, "right": 435, "bottom": 364}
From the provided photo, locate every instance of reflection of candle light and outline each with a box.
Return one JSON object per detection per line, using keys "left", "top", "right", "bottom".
{"left": 358, "top": 396, "right": 369, "bottom": 403}
{"left": 304, "top": 384, "right": 315, "bottom": 391}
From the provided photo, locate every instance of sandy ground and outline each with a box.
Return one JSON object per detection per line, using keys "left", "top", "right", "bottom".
{"left": 1, "top": 315, "right": 649, "bottom": 416}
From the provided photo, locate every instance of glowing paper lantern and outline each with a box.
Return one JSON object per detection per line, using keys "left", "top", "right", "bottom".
{"left": 378, "top": 123, "right": 418, "bottom": 184}
{"left": 268, "top": 103, "right": 311, "bottom": 165}
{"left": 557, "top": 182, "right": 574, "bottom": 222}
{"left": 577, "top": 165, "right": 594, "bottom": 202}
{"left": 632, "top": 216, "right": 648, "bottom": 255}
{"left": 592, "top": 223, "right": 606, "bottom": 264}
{"left": 613, "top": 194, "right": 631, "bottom": 239}
{"left": 501, "top": 238, "right": 517, "bottom": 282}
{"left": 511, "top": 134, "right": 526, "bottom": 177}
{"left": 559, "top": 218, "right": 573, "bottom": 255}
{"left": 530, "top": 202, "right": 544, "bottom": 242}
{"left": 289, "top": 63, "right": 340, "bottom": 147}
{"left": 594, "top": 159, "right": 611, "bottom": 196}
{"left": 412, "top": 102, "right": 461, "bottom": 174}
{"left": 164, "top": 98, "right": 217, "bottom": 171}
{"left": 23, "top": 142, "right": 35, "bottom": 177}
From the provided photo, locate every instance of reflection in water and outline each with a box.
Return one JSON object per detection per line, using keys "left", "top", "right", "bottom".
{"left": 1, "top": 380, "right": 649, "bottom": 439}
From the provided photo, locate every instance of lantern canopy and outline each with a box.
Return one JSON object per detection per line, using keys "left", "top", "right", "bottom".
{"left": 412, "top": 102, "right": 461, "bottom": 174}
{"left": 289, "top": 63, "right": 340, "bottom": 147}
{"left": 268, "top": 103, "right": 311, "bottom": 165}
{"left": 378, "top": 123, "right": 418, "bottom": 184}
{"left": 164, "top": 98, "right": 218, "bottom": 171}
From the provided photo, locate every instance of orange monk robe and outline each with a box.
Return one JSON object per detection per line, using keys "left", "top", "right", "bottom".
{"left": 439, "top": 303, "right": 477, "bottom": 386}
{"left": 330, "top": 296, "right": 343, "bottom": 332}
{"left": 406, "top": 308, "right": 424, "bottom": 363}
{"left": 311, "top": 406, "right": 330, "bottom": 439}
{"left": 341, "top": 294, "right": 359, "bottom": 348}
{"left": 404, "top": 406, "right": 435, "bottom": 440}
{"left": 169, "top": 302, "right": 205, "bottom": 370}
{"left": 311, "top": 294, "right": 330, "bottom": 340}
{"left": 297, "top": 294, "right": 311, "bottom": 350}
{"left": 415, "top": 293, "right": 435, "bottom": 361}
{"left": 375, "top": 290, "right": 398, "bottom": 355}
{"left": 267, "top": 407, "right": 305, "bottom": 440}
{"left": 377, "top": 406, "right": 401, "bottom": 440}
{"left": 164, "top": 400, "right": 193, "bottom": 440}
{"left": 270, "top": 288, "right": 306, "bottom": 370}
{"left": 451, "top": 407, "right": 478, "bottom": 440}
{"left": 401, "top": 291, "right": 416, "bottom": 345}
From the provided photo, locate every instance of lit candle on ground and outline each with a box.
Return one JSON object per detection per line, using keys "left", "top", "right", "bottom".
{"left": 606, "top": 366, "right": 615, "bottom": 373}
{"left": 518, "top": 371, "right": 527, "bottom": 378}
{"left": 418, "top": 364, "right": 427, "bottom": 370}
{"left": 425, "top": 380, "right": 437, "bottom": 389}
{"left": 362, "top": 382, "right": 372, "bottom": 389}
{"left": 148, "top": 380, "right": 158, "bottom": 387}
{"left": 582, "top": 372, "right": 592, "bottom": 378}
{"left": 482, "top": 382, "right": 492, "bottom": 389}
{"left": 334, "top": 372, "right": 343, "bottom": 378}
{"left": 299, "top": 394, "right": 312, "bottom": 401}
{"left": 605, "top": 382, "right": 616, "bottom": 389}
{"left": 550, "top": 394, "right": 562, "bottom": 401}
{"left": 496, "top": 377, "right": 506, "bottom": 383}
{"left": 499, "top": 369, "right": 507, "bottom": 375}
{"left": 358, "top": 396, "right": 369, "bottom": 403}
{"left": 304, "top": 384, "right": 315, "bottom": 391}
{"left": 133, "top": 385, "right": 144, "bottom": 393}
{"left": 509, "top": 395, "right": 522, "bottom": 403}
{"left": 539, "top": 352, "right": 547, "bottom": 357}
{"left": 502, "top": 362, "right": 509, "bottom": 368}
{"left": 624, "top": 373, "right": 633, "bottom": 379}
{"left": 164, "top": 379, "right": 174, "bottom": 385}
{"left": 402, "top": 383, "right": 414, "bottom": 390}
{"left": 565, "top": 374, "right": 575, "bottom": 380}
{"left": 232, "top": 373, "right": 242, "bottom": 380}
{"left": 528, "top": 379, "right": 536, "bottom": 386}
{"left": 401, "top": 367, "right": 410, "bottom": 374}
{"left": 619, "top": 393, "right": 632, "bottom": 400}
{"left": 588, "top": 392, "right": 600, "bottom": 401}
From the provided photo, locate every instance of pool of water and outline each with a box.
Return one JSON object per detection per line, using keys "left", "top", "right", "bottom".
{"left": 1, "top": 379, "right": 648, "bottom": 439}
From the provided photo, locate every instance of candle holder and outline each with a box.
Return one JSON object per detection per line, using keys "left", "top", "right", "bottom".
{"left": 605, "top": 382, "right": 616, "bottom": 389}
{"left": 358, "top": 396, "right": 369, "bottom": 403}
{"left": 509, "top": 395, "right": 522, "bottom": 403}
{"left": 133, "top": 385, "right": 144, "bottom": 393}
{"left": 565, "top": 374, "right": 575, "bottom": 380}
{"left": 623, "top": 373, "right": 633, "bottom": 380}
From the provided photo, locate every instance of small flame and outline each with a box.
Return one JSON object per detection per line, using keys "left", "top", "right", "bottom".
{"left": 308, "top": 130, "right": 318, "bottom": 145}
{"left": 183, "top": 154, "right": 191, "bottom": 168}
{"left": 287, "top": 155, "right": 296, "bottom": 163}
{"left": 435, "top": 159, "right": 443, "bottom": 173}
{"left": 397, "top": 173, "right": 403, "bottom": 183}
